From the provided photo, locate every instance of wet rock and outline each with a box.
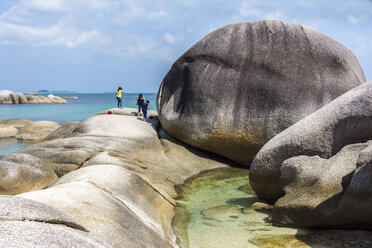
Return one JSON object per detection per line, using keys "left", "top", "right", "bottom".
{"left": 250, "top": 81, "right": 372, "bottom": 203}
{"left": 201, "top": 205, "right": 241, "bottom": 222}
{"left": 157, "top": 20, "right": 364, "bottom": 165}
{"left": 243, "top": 202, "right": 273, "bottom": 214}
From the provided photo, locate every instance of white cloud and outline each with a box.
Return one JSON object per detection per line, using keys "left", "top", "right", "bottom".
{"left": 347, "top": 15, "right": 359, "bottom": 24}
{"left": 164, "top": 33, "right": 176, "bottom": 44}
{"left": 148, "top": 10, "right": 168, "bottom": 20}
{"left": 0, "top": 19, "right": 106, "bottom": 48}
{"left": 21, "top": 0, "right": 66, "bottom": 11}
{"left": 237, "top": 2, "right": 284, "bottom": 20}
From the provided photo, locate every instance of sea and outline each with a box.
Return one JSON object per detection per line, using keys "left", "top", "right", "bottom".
{"left": 0, "top": 93, "right": 157, "bottom": 155}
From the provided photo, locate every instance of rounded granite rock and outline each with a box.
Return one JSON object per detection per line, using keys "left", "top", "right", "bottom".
{"left": 157, "top": 20, "right": 365, "bottom": 165}
{"left": 250, "top": 81, "right": 372, "bottom": 203}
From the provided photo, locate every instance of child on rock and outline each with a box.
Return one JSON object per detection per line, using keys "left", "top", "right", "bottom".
{"left": 142, "top": 100, "right": 150, "bottom": 121}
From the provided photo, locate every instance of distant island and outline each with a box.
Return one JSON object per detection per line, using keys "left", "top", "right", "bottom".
{"left": 35, "top": 89, "right": 77, "bottom": 94}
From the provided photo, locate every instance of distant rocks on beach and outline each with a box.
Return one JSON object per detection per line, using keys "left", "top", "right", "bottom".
{"left": 0, "top": 90, "right": 67, "bottom": 104}
{"left": 62, "top": 96, "right": 78, "bottom": 99}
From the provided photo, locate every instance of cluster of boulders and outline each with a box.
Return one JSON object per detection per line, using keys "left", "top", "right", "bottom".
{"left": 1, "top": 20, "right": 371, "bottom": 247}
{"left": 157, "top": 20, "right": 372, "bottom": 231}
{"left": 0, "top": 108, "right": 232, "bottom": 247}
{"left": 0, "top": 90, "right": 67, "bottom": 104}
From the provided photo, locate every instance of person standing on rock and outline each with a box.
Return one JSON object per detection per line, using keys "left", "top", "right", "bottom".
{"left": 116, "top": 87, "right": 124, "bottom": 108}
{"left": 136, "top": 93, "right": 145, "bottom": 116}
{"left": 142, "top": 100, "right": 150, "bottom": 121}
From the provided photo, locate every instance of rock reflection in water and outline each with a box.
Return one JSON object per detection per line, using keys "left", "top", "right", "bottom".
{"left": 172, "top": 167, "right": 372, "bottom": 248}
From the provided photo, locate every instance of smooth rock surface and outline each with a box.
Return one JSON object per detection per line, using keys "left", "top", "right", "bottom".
{"left": 0, "top": 195, "right": 86, "bottom": 231}
{"left": 20, "top": 181, "right": 175, "bottom": 248}
{"left": 157, "top": 20, "right": 365, "bottom": 165}
{"left": 0, "top": 119, "right": 33, "bottom": 128}
{"left": 44, "top": 121, "right": 81, "bottom": 141}
{"left": 0, "top": 221, "right": 110, "bottom": 248}
{"left": 250, "top": 81, "right": 372, "bottom": 203}
{"left": 15, "top": 121, "right": 61, "bottom": 140}
{"left": 0, "top": 153, "right": 58, "bottom": 195}
{"left": 0, "top": 125, "right": 18, "bottom": 138}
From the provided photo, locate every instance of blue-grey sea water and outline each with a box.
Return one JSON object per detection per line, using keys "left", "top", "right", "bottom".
{"left": 0, "top": 93, "right": 157, "bottom": 155}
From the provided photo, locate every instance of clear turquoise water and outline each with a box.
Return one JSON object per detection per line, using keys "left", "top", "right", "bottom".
{"left": 0, "top": 93, "right": 157, "bottom": 155}
{"left": 0, "top": 93, "right": 157, "bottom": 124}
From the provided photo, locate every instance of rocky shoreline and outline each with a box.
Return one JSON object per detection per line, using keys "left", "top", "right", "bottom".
{"left": 0, "top": 90, "right": 67, "bottom": 104}
{"left": 0, "top": 20, "right": 372, "bottom": 247}
{"left": 0, "top": 108, "right": 234, "bottom": 247}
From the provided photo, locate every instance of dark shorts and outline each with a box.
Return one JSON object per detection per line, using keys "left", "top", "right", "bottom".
{"left": 143, "top": 110, "right": 147, "bottom": 118}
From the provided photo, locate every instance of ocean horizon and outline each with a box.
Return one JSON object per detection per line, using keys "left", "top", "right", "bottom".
{"left": 0, "top": 93, "right": 158, "bottom": 124}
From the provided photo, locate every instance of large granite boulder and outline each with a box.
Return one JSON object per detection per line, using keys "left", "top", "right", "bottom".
{"left": 157, "top": 20, "right": 365, "bottom": 165}
{"left": 0, "top": 153, "right": 58, "bottom": 195}
{"left": 250, "top": 81, "right": 372, "bottom": 203}
{"left": 273, "top": 141, "right": 372, "bottom": 229}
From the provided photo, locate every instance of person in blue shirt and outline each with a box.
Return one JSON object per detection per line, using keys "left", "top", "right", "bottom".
{"left": 142, "top": 100, "right": 149, "bottom": 121}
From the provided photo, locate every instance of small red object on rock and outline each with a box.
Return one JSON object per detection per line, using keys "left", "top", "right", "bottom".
{"left": 107, "top": 111, "right": 113, "bottom": 114}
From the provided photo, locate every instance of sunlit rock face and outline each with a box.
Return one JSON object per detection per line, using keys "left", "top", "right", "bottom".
{"left": 157, "top": 20, "right": 365, "bottom": 165}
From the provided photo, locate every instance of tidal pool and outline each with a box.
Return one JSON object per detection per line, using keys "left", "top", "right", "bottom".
{"left": 172, "top": 167, "right": 372, "bottom": 248}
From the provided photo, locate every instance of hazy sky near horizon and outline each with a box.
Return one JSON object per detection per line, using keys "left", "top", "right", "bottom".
{"left": 0, "top": 0, "right": 371, "bottom": 93}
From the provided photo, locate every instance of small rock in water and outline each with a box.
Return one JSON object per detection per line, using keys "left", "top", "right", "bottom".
{"left": 201, "top": 205, "right": 241, "bottom": 222}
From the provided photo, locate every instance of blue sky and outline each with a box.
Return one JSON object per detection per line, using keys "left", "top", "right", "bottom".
{"left": 0, "top": 0, "right": 371, "bottom": 93}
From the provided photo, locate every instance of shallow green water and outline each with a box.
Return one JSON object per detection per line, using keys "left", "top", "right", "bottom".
{"left": 172, "top": 167, "right": 300, "bottom": 248}
{"left": 173, "top": 167, "right": 372, "bottom": 248}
